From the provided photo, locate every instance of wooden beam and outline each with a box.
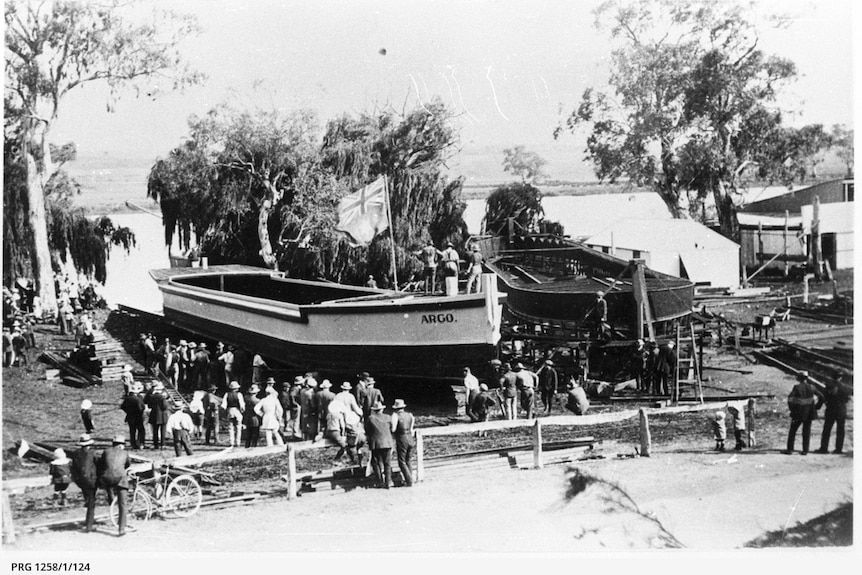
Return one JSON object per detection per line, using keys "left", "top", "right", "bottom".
{"left": 532, "top": 419, "right": 543, "bottom": 469}
{"left": 286, "top": 445, "right": 297, "bottom": 500}
{"left": 416, "top": 431, "right": 425, "bottom": 483}
{"left": 638, "top": 408, "right": 651, "bottom": 457}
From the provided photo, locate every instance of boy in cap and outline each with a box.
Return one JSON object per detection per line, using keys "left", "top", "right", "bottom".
{"left": 49, "top": 448, "right": 72, "bottom": 508}
{"left": 80, "top": 399, "right": 95, "bottom": 434}
{"left": 711, "top": 411, "right": 727, "bottom": 451}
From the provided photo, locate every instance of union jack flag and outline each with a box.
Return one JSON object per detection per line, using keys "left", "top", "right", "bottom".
{"left": 334, "top": 176, "right": 389, "bottom": 245}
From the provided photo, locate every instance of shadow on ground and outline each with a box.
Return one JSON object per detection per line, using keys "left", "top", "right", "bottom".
{"left": 744, "top": 501, "right": 852, "bottom": 547}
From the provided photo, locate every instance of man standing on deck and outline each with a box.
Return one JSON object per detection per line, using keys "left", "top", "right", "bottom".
{"left": 415, "top": 240, "right": 443, "bottom": 294}
{"left": 440, "top": 242, "right": 461, "bottom": 296}
{"left": 465, "top": 244, "right": 485, "bottom": 294}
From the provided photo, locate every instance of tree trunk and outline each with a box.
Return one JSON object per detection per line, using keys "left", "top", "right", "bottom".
{"left": 257, "top": 180, "right": 283, "bottom": 270}
{"left": 713, "top": 186, "right": 739, "bottom": 242}
{"left": 24, "top": 123, "right": 58, "bottom": 317}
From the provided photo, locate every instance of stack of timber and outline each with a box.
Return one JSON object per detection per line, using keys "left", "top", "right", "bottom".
{"left": 92, "top": 327, "right": 142, "bottom": 384}
{"left": 38, "top": 350, "right": 100, "bottom": 387}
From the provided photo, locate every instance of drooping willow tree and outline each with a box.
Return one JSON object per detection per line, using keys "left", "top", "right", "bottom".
{"left": 314, "top": 100, "right": 470, "bottom": 286}
{"left": 147, "top": 99, "right": 470, "bottom": 288}
{"left": 3, "top": 123, "right": 136, "bottom": 287}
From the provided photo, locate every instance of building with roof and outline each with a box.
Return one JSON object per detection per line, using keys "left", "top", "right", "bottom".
{"left": 741, "top": 179, "right": 854, "bottom": 215}
{"left": 585, "top": 218, "right": 740, "bottom": 288}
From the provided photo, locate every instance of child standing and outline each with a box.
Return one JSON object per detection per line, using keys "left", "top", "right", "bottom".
{"left": 727, "top": 404, "right": 747, "bottom": 450}
{"left": 80, "top": 399, "right": 95, "bottom": 433}
{"left": 49, "top": 448, "right": 72, "bottom": 508}
{"left": 711, "top": 410, "right": 727, "bottom": 451}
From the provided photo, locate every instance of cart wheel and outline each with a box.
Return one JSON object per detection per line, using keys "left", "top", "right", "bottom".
{"left": 109, "top": 488, "right": 151, "bottom": 527}
{"left": 165, "top": 474, "right": 202, "bottom": 517}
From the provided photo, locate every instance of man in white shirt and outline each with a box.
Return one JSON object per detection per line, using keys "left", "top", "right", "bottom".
{"left": 462, "top": 367, "right": 480, "bottom": 420}
{"left": 166, "top": 403, "right": 195, "bottom": 457}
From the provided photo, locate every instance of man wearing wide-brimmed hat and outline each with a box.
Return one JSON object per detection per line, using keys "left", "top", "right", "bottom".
{"left": 314, "top": 380, "right": 336, "bottom": 437}
{"left": 365, "top": 401, "right": 394, "bottom": 488}
{"left": 221, "top": 381, "right": 245, "bottom": 448}
{"left": 244, "top": 383, "right": 262, "bottom": 448}
{"left": 70, "top": 434, "right": 98, "bottom": 532}
{"left": 121, "top": 381, "right": 147, "bottom": 449}
{"left": 146, "top": 382, "right": 171, "bottom": 450}
{"left": 203, "top": 383, "right": 221, "bottom": 445}
{"left": 99, "top": 435, "right": 131, "bottom": 536}
{"left": 299, "top": 376, "right": 317, "bottom": 440}
{"left": 167, "top": 402, "right": 195, "bottom": 456}
{"left": 283, "top": 376, "right": 304, "bottom": 440}
{"left": 537, "top": 359, "right": 558, "bottom": 415}
{"left": 390, "top": 399, "right": 415, "bottom": 487}
{"left": 360, "top": 376, "right": 384, "bottom": 421}
{"left": 192, "top": 342, "right": 210, "bottom": 390}
{"left": 783, "top": 371, "right": 824, "bottom": 455}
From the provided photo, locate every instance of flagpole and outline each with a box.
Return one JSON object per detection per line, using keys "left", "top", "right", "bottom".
{"left": 384, "top": 175, "right": 399, "bottom": 291}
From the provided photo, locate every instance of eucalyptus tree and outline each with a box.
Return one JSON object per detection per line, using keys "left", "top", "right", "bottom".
{"left": 556, "top": 0, "right": 823, "bottom": 240}
{"left": 4, "top": 0, "right": 202, "bottom": 313}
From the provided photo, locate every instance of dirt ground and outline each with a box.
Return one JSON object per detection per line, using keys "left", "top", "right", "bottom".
{"left": 1, "top": 278, "right": 855, "bottom": 562}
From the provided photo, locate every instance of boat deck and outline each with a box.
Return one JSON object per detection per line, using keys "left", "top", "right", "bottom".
{"left": 150, "top": 265, "right": 271, "bottom": 283}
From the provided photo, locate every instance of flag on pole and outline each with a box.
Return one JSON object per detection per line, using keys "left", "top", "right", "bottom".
{"left": 335, "top": 176, "right": 389, "bottom": 246}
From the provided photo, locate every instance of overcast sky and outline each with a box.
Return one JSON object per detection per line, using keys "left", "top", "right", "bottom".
{"left": 50, "top": 0, "right": 855, "bottom": 182}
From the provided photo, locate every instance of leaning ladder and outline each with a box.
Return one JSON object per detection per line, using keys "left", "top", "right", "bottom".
{"left": 674, "top": 321, "right": 704, "bottom": 404}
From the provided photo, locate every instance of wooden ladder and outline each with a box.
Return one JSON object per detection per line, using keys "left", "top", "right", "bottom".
{"left": 674, "top": 321, "right": 704, "bottom": 404}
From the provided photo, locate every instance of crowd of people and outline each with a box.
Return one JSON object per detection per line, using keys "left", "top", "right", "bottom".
{"left": 408, "top": 240, "right": 485, "bottom": 297}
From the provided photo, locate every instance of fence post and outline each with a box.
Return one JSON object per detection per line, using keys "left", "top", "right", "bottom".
{"left": 416, "top": 430, "right": 425, "bottom": 482}
{"left": 286, "top": 444, "right": 297, "bottom": 500}
{"left": 2, "top": 492, "right": 15, "bottom": 544}
{"left": 532, "top": 419, "right": 543, "bottom": 469}
{"left": 638, "top": 408, "right": 651, "bottom": 457}
{"left": 746, "top": 398, "right": 757, "bottom": 448}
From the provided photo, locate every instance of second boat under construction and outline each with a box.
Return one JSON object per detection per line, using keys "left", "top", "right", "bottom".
{"left": 475, "top": 235, "right": 695, "bottom": 340}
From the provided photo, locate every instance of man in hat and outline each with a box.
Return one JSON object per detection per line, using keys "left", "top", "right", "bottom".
{"left": 564, "top": 377, "right": 590, "bottom": 415}
{"left": 365, "top": 401, "right": 395, "bottom": 488}
{"left": 244, "top": 383, "right": 262, "bottom": 448}
{"left": 221, "top": 381, "right": 245, "bottom": 447}
{"left": 203, "top": 384, "right": 221, "bottom": 445}
{"left": 390, "top": 399, "right": 415, "bottom": 487}
{"left": 783, "top": 371, "right": 824, "bottom": 455}
{"left": 514, "top": 362, "right": 537, "bottom": 419}
{"left": 440, "top": 241, "right": 461, "bottom": 296}
{"left": 193, "top": 342, "right": 210, "bottom": 390}
{"left": 414, "top": 240, "right": 443, "bottom": 294}
{"left": 251, "top": 353, "right": 269, "bottom": 386}
{"left": 465, "top": 244, "right": 485, "bottom": 294}
{"left": 315, "top": 380, "right": 336, "bottom": 437}
{"left": 142, "top": 332, "right": 156, "bottom": 375}
{"left": 70, "top": 433, "right": 99, "bottom": 532}
{"left": 176, "top": 340, "right": 190, "bottom": 389}
{"left": 120, "top": 364, "right": 135, "bottom": 398}
{"left": 299, "top": 377, "right": 318, "bottom": 440}
{"left": 591, "top": 290, "right": 609, "bottom": 340}
{"left": 145, "top": 382, "right": 171, "bottom": 449}
{"left": 121, "top": 382, "right": 147, "bottom": 449}
{"left": 219, "top": 344, "right": 235, "bottom": 388}
{"left": 815, "top": 378, "right": 851, "bottom": 455}
{"left": 470, "top": 384, "right": 497, "bottom": 423}
{"left": 167, "top": 402, "right": 195, "bottom": 456}
{"left": 98, "top": 435, "right": 131, "bottom": 536}
{"left": 353, "top": 371, "right": 370, "bottom": 411}
{"left": 631, "top": 338, "right": 649, "bottom": 392}
{"left": 285, "top": 376, "right": 304, "bottom": 440}
{"left": 334, "top": 382, "right": 365, "bottom": 463}
{"left": 360, "top": 376, "right": 384, "bottom": 422}
{"left": 499, "top": 362, "right": 518, "bottom": 420}
{"left": 537, "top": 359, "right": 559, "bottom": 415}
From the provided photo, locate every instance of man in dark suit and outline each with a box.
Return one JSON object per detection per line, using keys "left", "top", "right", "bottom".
{"left": 360, "top": 376, "right": 384, "bottom": 421}
{"left": 365, "top": 401, "right": 395, "bottom": 489}
{"left": 120, "top": 383, "right": 146, "bottom": 449}
{"left": 390, "top": 399, "right": 415, "bottom": 487}
{"left": 783, "top": 371, "right": 824, "bottom": 455}
{"left": 814, "top": 379, "right": 850, "bottom": 454}
{"left": 99, "top": 435, "right": 131, "bottom": 536}
{"left": 70, "top": 434, "right": 99, "bottom": 532}
{"left": 653, "top": 341, "right": 676, "bottom": 395}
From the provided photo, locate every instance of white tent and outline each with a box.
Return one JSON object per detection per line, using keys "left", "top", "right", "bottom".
{"left": 585, "top": 218, "right": 740, "bottom": 287}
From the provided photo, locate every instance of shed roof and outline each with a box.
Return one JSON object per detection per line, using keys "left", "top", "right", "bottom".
{"left": 586, "top": 218, "right": 739, "bottom": 252}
